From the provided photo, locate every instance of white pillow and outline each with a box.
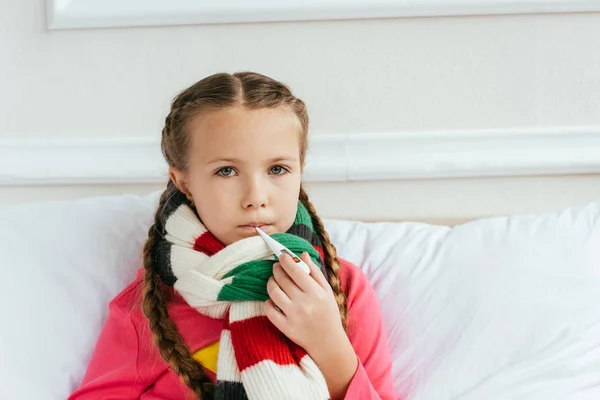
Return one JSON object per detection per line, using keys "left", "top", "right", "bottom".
{"left": 327, "top": 202, "right": 600, "bottom": 399}
{"left": 0, "top": 193, "right": 599, "bottom": 400}
{"left": 0, "top": 193, "right": 159, "bottom": 399}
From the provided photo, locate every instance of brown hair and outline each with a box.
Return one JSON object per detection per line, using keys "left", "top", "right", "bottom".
{"left": 142, "top": 72, "right": 347, "bottom": 399}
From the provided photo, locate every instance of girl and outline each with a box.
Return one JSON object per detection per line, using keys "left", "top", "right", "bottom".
{"left": 69, "top": 72, "right": 398, "bottom": 400}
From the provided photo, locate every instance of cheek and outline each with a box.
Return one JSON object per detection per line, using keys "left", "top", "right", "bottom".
{"left": 198, "top": 193, "right": 227, "bottom": 217}
{"left": 278, "top": 176, "right": 302, "bottom": 228}
{"left": 188, "top": 178, "right": 228, "bottom": 222}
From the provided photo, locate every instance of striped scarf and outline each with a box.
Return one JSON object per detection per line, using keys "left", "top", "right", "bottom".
{"left": 153, "top": 190, "right": 331, "bottom": 399}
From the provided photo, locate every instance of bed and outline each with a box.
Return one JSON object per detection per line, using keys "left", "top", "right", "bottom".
{"left": 0, "top": 188, "right": 598, "bottom": 399}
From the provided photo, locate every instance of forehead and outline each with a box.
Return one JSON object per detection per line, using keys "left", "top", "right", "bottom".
{"left": 188, "top": 107, "right": 302, "bottom": 161}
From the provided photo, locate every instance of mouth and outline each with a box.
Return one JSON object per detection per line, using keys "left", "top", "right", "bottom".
{"left": 238, "top": 222, "right": 272, "bottom": 231}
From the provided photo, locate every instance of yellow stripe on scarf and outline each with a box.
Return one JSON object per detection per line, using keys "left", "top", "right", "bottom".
{"left": 192, "top": 340, "right": 220, "bottom": 374}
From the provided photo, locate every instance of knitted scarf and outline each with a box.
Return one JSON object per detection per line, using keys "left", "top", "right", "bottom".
{"left": 152, "top": 190, "right": 331, "bottom": 400}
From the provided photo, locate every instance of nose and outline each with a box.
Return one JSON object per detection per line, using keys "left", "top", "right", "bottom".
{"left": 242, "top": 176, "right": 268, "bottom": 209}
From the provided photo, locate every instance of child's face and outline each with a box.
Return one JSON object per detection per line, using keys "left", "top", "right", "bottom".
{"left": 169, "top": 107, "right": 304, "bottom": 246}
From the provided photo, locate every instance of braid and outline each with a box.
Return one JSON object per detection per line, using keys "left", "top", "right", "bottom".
{"left": 299, "top": 187, "right": 348, "bottom": 331}
{"left": 142, "top": 182, "right": 215, "bottom": 399}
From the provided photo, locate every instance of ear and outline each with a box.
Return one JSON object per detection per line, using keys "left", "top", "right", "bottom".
{"left": 168, "top": 166, "right": 193, "bottom": 201}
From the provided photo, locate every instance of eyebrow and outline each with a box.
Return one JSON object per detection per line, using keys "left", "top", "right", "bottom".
{"left": 205, "top": 156, "right": 298, "bottom": 165}
{"left": 205, "top": 157, "right": 242, "bottom": 165}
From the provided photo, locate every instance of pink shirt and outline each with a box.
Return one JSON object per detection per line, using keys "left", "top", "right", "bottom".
{"left": 69, "top": 258, "right": 399, "bottom": 399}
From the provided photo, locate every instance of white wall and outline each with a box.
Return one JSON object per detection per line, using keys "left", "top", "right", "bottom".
{"left": 2, "top": 0, "right": 600, "bottom": 222}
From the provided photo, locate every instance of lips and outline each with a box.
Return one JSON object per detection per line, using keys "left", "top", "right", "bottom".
{"left": 243, "top": 222, "right": 270, "bottom": 227}
{"left": 238, "top": 222, "right": 272, "bottom": 230}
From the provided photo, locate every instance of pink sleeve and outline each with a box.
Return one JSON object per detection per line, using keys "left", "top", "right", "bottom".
{"left": 342, "top": 260, "right": 401, "bottom": 400}
{"left": 67, "top": 301, "right": 151, "bottom": 400}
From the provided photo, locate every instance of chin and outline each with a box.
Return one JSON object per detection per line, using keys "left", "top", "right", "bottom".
{"left": 232, "top": 232, "right": 260, "bottom": 244}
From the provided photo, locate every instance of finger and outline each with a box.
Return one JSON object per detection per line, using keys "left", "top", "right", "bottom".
{"left": 266, "top": 276, "right": 292, "bottom": 312}
{"left": 264, "top": 298, "right": 287, "bottom": 330}
{"left": 301, "top": 252, "right": 330, "bottom": 289}
{"left": 273, "top": 261, "right": 303, "bottom": 296}
{"left": 278, "top": 253, "right": 318, "bottom": 292}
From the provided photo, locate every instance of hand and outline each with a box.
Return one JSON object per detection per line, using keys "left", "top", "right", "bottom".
{"left": 264, "top": 252, "right": 349, "bottom": 358}
{"left": 265, "top": 252, "right": 358, "bottom": 399}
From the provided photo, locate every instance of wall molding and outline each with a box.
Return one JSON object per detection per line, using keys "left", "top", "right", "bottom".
{"left": 47, "top": 0, "right": 600, "bottom": 30}
{"left": 2, "top": 128, "right": 600, "bottom": 186}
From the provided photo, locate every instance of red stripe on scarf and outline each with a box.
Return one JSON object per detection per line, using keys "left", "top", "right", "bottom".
{"left": 230, "top": 315, "right": 307, "bottom": 371}
{"left": 313, "top": 245, "right": 324, "bottom": 263}
{"left": 194, "top": 232, "right": 225, "bottom": 256}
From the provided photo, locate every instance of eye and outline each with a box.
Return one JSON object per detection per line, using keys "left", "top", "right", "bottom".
{"left": 270, "top": 165, "right": 288, "bottom": 175}
{"left": 216, "top": 167, "right": 236, "bottom": 177}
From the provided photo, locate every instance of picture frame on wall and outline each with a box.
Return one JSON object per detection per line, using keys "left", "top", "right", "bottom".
{"left": 47, "top": 0, "right": 600, "bottom": 30}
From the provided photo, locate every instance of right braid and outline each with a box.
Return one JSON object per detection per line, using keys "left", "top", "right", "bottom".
{"left": 142, "top": 182, "right": 215, "bottom": 399}
{"left": 299, "top": 187, "right": 349, "bottom": 332}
